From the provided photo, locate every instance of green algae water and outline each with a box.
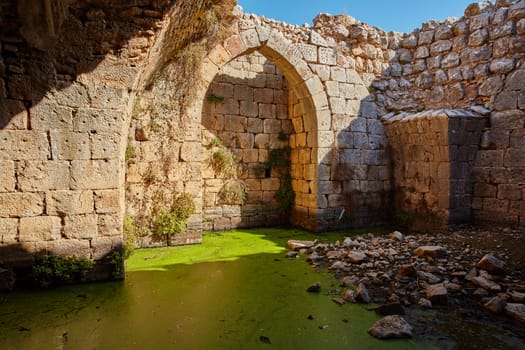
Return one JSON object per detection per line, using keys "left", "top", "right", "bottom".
{"left": 0, "top": 228, "right": 430, "bottom": 349}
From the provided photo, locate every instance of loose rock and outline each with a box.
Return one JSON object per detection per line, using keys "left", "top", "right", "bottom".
{"left": 342, "top": 289, "right": 356, "bottom": 303}
{"left": 504, "top": 303, "right": 525, "bottom": 324}
{"left": 484, "top": 295, "right": 507, "bottom": 314}
{"left": 306, "top": 282, "right": 321, "bottom": 293}
{"left": 414, "top": 246, "right": 447, "bottom": 258}
{"left": 288, "top": 240, "right": 315, "bottom": 251}
{"left": 471, "top": 276, "right": 502, "bottom": 292}
{"left": 476, "top": 254, "right": 505, "bottom": 274}
{"left": 356, "top": 283, "right": 372, "bottom": 303}
{"left": 426, "top": 283, "right": 448, "bottom": 305}
{"left": 347, "top": 250, "right": 367, "bottom": 263}
{"left": 368, "top": 315, "right": 413, "bottom": 339}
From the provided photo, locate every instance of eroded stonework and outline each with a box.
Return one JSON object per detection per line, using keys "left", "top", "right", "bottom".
{"left": 0, "top": 0, "right": 523, "bottom": 279}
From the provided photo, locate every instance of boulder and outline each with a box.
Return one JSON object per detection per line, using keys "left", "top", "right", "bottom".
{"left": 368, "top": 315, "right": 413, "bottom": 339}
{"left": 471, "top": 276, "right": 502, "bottom": 292}
{"left": 413, "top": 246, "right": 447, "bottom": 258}
{"left": 484, "top": 295, "right": 507, "bottom": 314}
{"left": 476, "top": 254, "right": 505, "bottom": 274}
{"left": 426, "top": 284, "right": 448, "bottom": 305}
{"left": 288, "top": 240, "right": 314, "bottom": 251}
{"left": 306, "top": 282, "right": 321, "bottom": 293}
{"left": 342, "top": 289, "right": 356, "bottom": 303}
{"left": 356, "top": 283, "right": 372, "bottom": 303}
{"left": 504, "top": 303, "right": 525, "bottom": 324}
{"left": 390, "top": 231, "right": 404, "bottom": 241}
{"left": 347, "top": 250, "right": 367, "bottom": 263}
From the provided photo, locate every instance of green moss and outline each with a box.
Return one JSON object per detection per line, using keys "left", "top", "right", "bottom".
{"left": 207, "top": 94, "right": 224, "bottom": 103}
{"left": 32, "top": 255, "right": 94, "bottom": 288}
{"left": 125, "top": 144, "right": 136, "bottom": 165}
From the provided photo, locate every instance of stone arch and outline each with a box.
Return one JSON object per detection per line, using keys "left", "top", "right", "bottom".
{"left": 193, "top": 28, "right": 329, "bottom": 230}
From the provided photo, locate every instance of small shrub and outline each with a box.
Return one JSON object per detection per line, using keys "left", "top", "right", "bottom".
{"left": 207, "top": 137, "right": 223, "bottom": 149}
{"left": 219, "top": 180, "right": 248, "bottom": 205}
{"left": 209, "top": 149, "right": 236, "bottom": 178}
{"left": 207, "top": 94, "right": 224, "bottom": 103}
{"left": 274, "top": 172, "right": 295, "bottom": 214}
{"left": 122, "top": 215, "right": 150, "bottom": 258}
{"left": 152, "top": 193, "right": 195, "bottom": 244}
{"left": 32, "top": 255, "right": 94, "bottom": 288}
{"left": 109, "top": 251, "right": 124, "bottom": 279}
{"left": 268, "top": 146, "right": 291, "bottom": 168}
{"left": 277, "top": 131, "right": 289, "bottom": 142}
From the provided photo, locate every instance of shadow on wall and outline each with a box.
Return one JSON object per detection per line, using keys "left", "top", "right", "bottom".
{"left": 0, "top": 242, "right": 123, "bottom": 290}
{"left": 0, "top": 0, "right": 215, "bottom": 128}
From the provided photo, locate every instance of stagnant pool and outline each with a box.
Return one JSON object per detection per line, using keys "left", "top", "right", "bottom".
{"left": 0, "top": 228, "right": 431, "bottom": 349}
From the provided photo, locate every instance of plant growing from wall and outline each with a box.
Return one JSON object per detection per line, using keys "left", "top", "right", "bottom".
{"left": 218, "top": 180, "right": 248, "bottom": 205}
{"left": 265, "top": 145, "right": 295, "bottom": 215}
{"left": 209, "top": 148, "right": 237, "bottom": 178}
{"left": 207, "top": 94, "right": 225, "bottom": 103}
{"left": 125, "top": 143, "right": 136, "bottom": 165}
{"left": 32, "top": 255, "right": 94, "bottom": 288}
{"left": 152, "top": 192, "right": 195, "bottom": 245}
{"left": 122, "top": 215, "right": 151, "bottom": 258}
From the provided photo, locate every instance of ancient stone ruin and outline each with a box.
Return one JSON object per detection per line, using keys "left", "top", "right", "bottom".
{"left": 0, "top": 0, "right": 523, "bottom": 279}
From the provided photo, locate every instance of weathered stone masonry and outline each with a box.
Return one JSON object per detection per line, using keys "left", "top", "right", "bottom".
{"left": 0, "top": 0, "right": 523, "bottom": 279}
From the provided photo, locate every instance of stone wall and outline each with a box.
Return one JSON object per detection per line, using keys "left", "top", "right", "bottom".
{"left": 202, "top": 51, "right": 291, "bottom": 230}
{"left": 384, "top": 109, "right": 488, "bottom": 230}
{"left": 372, "top": 0, "right": 525, "bottom": 228}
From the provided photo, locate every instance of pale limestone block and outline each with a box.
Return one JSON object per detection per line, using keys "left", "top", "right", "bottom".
{"left": 237, "top": 133, "right": 254, "bottom": 148}
{"left": 90, "top": 133, "right": 121, "bottom": 160}
{"left": 284, "top": 44, "right": 303, "bottom": 67}
{"left": 318, "top": 47, "right": 336, "bottom": 65}
{"left": 55, "top": 82, "right": 90, "bottom": 108}
{"left": 70, "top": 160, "right": 119, "bottom": 190}
{"left": 94, "top": 189, "right": 121, "bottom": 214}
{"left": 240, "top": 28, "right": 260, "bottom": 49}
{"left": 19, "top": 216, "right": 61, "bottom": 242}
{"left": 297, "top": 43, "right": 317, "bottom": 62}
{"left": 311, "top": 64, "right": 331, "bottom": 81}
{"left": 74, "top": 108, "right": 125, "bottom": 134}
{"left": 331, "top": 67, "right": 347, "bottom": 82}
{"left": 0, "top": 218, "right": 18, "bottom": 243}
{"left": 329, "top": 97, "right": 346, "bottom": 114}
{"left": 266, "top": 30, "right": 291, "bottom": 58}
{"left": 0, "top": 160, "right": 15, "bottom": 192}
{"left": 89, "top": 83, "right": 128, "bottom": 110}
{"left": 46, "top": 239, "right": 91, "bottom": 258}
{"left": 0, "top": 131, "right": 49, "bottom": 160}
{"left": 98, "top": 213, "right": 122, "bottom": 237}
{"left": 224, "top": 35, "right": 247, "bottom": 57}
{"left": 64, "top": 214, "right": 98, "bottom": 239}
{"left": 263, "top": 119, "right": 281, "bottom": 134}
{"left": 180, "top": 142, "right": 201, "bottom": 162}
{"left": 47, "top": 190, "right": 94, "bottom": 215}
{"left": 0, "top": 193, "right": 44, "bottom": 218}
{"left": 325, "top": 81, "right": 340, "bottom": 97}
{"left": 225, "top": 115, "right": 247, "bottom": 132}
{"left": 17, "top": 160, "right": 70, "bottom": 191}
{"left": 318, "top": 131, "right": 335, "bottom": 147}
{"left": 346, "top": 99, "right": 361, "bottom": 116}
{"left": 50, "top": 131, "right": 90, "bottom": 160}
{"left": 30, "top": 99, "right": 73, "bottom": 131}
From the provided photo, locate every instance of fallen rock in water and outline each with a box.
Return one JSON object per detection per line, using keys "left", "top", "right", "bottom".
{"left": 426, "top": 284, "right": 448, "bottom": 305}
{"left": 356, "top": 283, "right": 372, "bottom": 304}
{"left": 476, "top": 254, "right": 505, "bottom": 274}
{"left": 347, "top": 250, "right": 367, "bottom": 263}
{"left": 332, "top": 297, "right": 345, "bottom": 305}
{"left": 471, "top": 276, "right": 502, "bottom": 292}
{"left": 285, "top": 251, "right": 298, "bottom": 259}
{"left": 484, "top": 295, "right": 507, "bottom": 314}
{"left": 288, "top": 240, "right": 315, "bottom": 251}
{"left": 342, "top": 289, "right": 356, "bottom": 303}
{"left": 368, "top": 315, "right": 413, "bottom": 339}
{"left": 504, "top": 303, "right": 525, "bottom": 324}
{"left": 374, "top": 303, "right": 405, "bottom": 316}
{"left": 306, "top": 282, "right": 321, "bottom": 293}
{"left": 414, "top": 246, "right": 447, "bottom": 258}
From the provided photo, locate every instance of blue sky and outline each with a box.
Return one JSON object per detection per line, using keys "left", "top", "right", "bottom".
{"left": 237, "top": 0, "right": 476, "bottom": 33}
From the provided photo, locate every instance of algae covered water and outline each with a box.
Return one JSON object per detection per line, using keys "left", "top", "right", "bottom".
{"left": 0, "top": 228, "right": 428, "bottom": 349}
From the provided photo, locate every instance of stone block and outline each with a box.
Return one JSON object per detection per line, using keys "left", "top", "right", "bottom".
{"left": 237, "top": 133, "right": 254, "bottom": 148}
{"left": 180, "top": 142, "right": 201, "bottom": 162}
{"left": 240, "top": 101, "right": 258, "bottom": 117}
{"left": 505, "top": 69, "right": 525, "bottom": 90}
{"left": 50, "top": 131, "right": 90, "bottom": 160}
{"left": 489, "top": 58, "right": 516, "bottom": 74}
{"left": 98, "top": 213, "right": 122, "bottom": 237}
{"left": 74, "top": 109, "right": 125, "bottom": 135}
{"left": 0, "top": 131, "right": 49, "bottom": 160}
{"left": 94, "top": 189, "right": 121, "bottom": 214}
{"left": 318, "top": 47, "right": 336, "bottom": 65}
{"left": 70, "top": 160, "right": 119, "bottom": 190}
{"left": 247, "top": 118, "right": 263, "bottom": 133}
{"left": 297, "top": 43, "right": 317, "bottom": 62}
{"left": 0, "top": 99, "right": 27, "bottom": 130}
{"left": 504, "top": 148, "right": 525, "bottom": 167}
{"left": 490, "top": 110, "right": 525, "bottom": 129}
{"left": 263, "top": 119, "right": 281, "bottom": 134}
{"left": 91, "top": 236, "right": 118, "bottom": 260}
{"left": 498, "top": 184, "right": 523, "bottom": 201}
{"left": 46, "top": 239, "right": 91, "bottom": 259}
{"left": 0, "top": 160, "right": 15, "bottom": 192}
{"left": 90, "top": 133, "right": 121, "bottom": 160}
{"left": 19, "top": 216, "right": 61, "bottom": 242}
{"left": 494, "top": 91, "right": 518, "bottom": 111}
{"left": 47, "top": 190, "right": 94, "bottom": 216}
{"left": 224, "top": 115, "right": 247, "bottom": 133}
{"left": 259, "top": 103, "right": 276, "bottom": 118}
{"left": 17, "top": 160, "right": 70, "bottom": 191}
{"left": 325, "top": 81, "right": 340, "bottom": 97}
{"left": 0, "top": 193, "right": 44, "bottom": 217}
{"left": 0, "top": 218, "right": 18, "bottom": 244}
{"left": 64, "top": 214, "right": 98, "bottom": 239}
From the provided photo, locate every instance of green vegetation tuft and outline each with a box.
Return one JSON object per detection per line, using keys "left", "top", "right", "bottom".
{"left": 152, "top": 192, "right": 196, "bottom": 244}
{"left": 32, "top": 255, "right": 94, "bottom": 288}
{"left": 209, "top": 149, "right": 236, "bottom": 178}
